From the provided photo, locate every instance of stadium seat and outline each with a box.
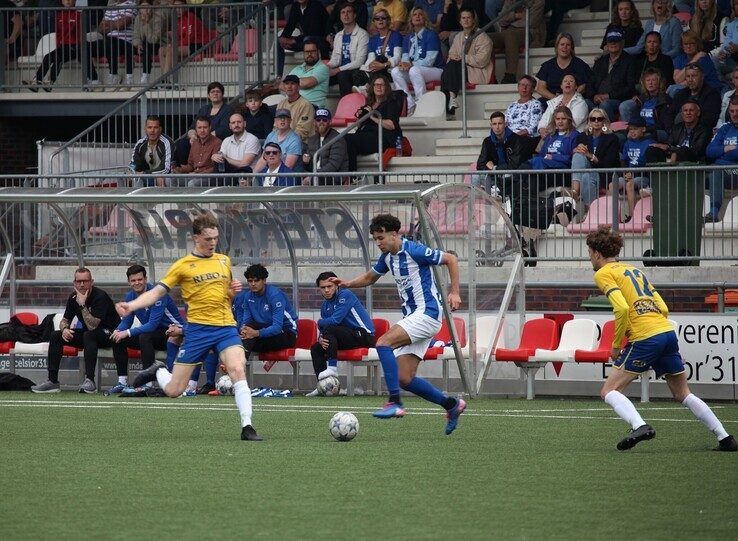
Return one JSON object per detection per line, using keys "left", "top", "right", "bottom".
{"left": 566, "top": 196, "right": 615, "bottom": 234}
{"left": 704, "top": 195, "right": 738, "bottom": 231}
{"left": 461, "top": 315, "right": 505, "bottom": 361}
{"left": 340, "top": 318, "right": 390, "bottom": 396}
{"left": 88, "top": 205, "right": 136, "bottom": 236}
{"left": 254, "top": 319, "right": 317, "bottom": 390}
{"left": 496, "top": 318, "right": 559, "bottom": 399}
{"left": 213, "top": 28, "right": 258, "bottom": 61}
{"left": 533, "top": 318, "right": 599, "bottom": 362}
{"left": 674, "top": 11, "right": 692, "bottom": 30}
{"left": 610, "top": 120, "right": 628, "bottom": 132}
{"left": 17, "top": 33, "right": 56, "bottom": 66}
{"left": 262, "top": 93, "right": 286, "bottom": 108}
{"left": 620, "top": 196, "right": 652, "bottom": 233}
{"left": 410, "top": 91, "right": 446, "bottom": 119}
{"left": 423, "top": 316, "right": 466, "bottom": 390}
{"left": 0, "top": 312, "right": 39, "bottom": 353}
{"left": 575, "top": 320, "right": 616, "bottom": 363}
{"left": 11, "top": 313, "right": 79, "bottom": 364}
{"left": 331, "top": 92, "right": 366, "bottom": 127}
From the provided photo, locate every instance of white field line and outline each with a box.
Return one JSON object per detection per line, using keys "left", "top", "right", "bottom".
{"left": 1, "top": 399, "right": 736, "bottom": 424}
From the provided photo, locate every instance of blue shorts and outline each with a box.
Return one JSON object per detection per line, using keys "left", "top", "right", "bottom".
{"left": 175, "top": 323, "right": 243, "bottom": 365}
{"left": 614, "top": 331, "right": 685, "bottom": 378}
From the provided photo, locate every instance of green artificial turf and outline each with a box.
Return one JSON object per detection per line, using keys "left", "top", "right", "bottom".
{"left": 0, "top": 394, "right": 736, "bottom": 540}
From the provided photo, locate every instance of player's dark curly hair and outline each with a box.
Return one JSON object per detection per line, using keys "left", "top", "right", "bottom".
{"left": 586, "top": 226, "right": 623, "bottom": 258}
{"left": 244, "top": 263, "right": 269, "bottom": 280}
{"left": 192, "top": 213, "right": 219, "bottom": 235}
{"left": 369, "top": 214, "right": 401, "bottom": 233}
{"left": 315, "top": 271, "right": 337, "bottom": 286}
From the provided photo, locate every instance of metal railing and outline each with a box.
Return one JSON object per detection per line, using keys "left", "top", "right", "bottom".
{"left": 312, "top": 109, "right": 384, "bottom": 177}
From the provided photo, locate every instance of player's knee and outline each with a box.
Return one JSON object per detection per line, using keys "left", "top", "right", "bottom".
{"left": 376, "top": 335, "right": 392, "bottom": 348}
{"left": 227, "top": 364, "right": 246, "bottom": 381}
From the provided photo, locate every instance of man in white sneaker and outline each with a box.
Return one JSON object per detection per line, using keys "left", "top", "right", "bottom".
{"left": 306, "top": 271, "right": 375, "bottom": 396}
{"left": 31, "top": 268, "right": 124, "bottom": 394}
{"left": 88, "top": 0, "right": 137, "bottom": 89}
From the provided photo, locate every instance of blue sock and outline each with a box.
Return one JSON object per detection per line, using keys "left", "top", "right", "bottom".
{"left": 191, "top": 364, "right": 201, "bottom": 383}
{"left": 376, "top": 345, "right": 400, "bottom": 398}
{"left": 402, "top": 377, "right": 447, "bottom": 407}
{"left": 327, "top": 359, "right": 337, "bottom": 368}
{"left": 204, "top": 352, "right": 218, "bottom": 385}
{"left": 165, "top": 341, "right": 179, "bottom": 372}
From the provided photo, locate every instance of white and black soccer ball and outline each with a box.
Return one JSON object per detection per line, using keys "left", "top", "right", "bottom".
{"left": 216, "top": 374, "right": 234, "bottom": 395}
{"left": 318, "top": 375, "right": 340, "bottom": 396}
{"left": 329, "top": 411, "right": 359, "bottom": 441}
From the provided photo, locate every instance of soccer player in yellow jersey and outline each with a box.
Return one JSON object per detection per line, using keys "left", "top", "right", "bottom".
{"left": 587, "top": 226, "right": 736, "bottom": 452}
{"left": 116, "top": 213, "right": 262, "bottom": 441}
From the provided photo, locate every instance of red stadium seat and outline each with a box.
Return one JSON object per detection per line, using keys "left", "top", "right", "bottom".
{"left": 574, "top": 320, "right": 616, "bottom": 363}
{"left": 424, "top": 317, "right": 466, "bottom": 391}
{"left": 0, "top": 312, "right": 40, "bottom": 353}
{"left": 213, "top": 29, "right": 258, "bottom": 61}
{"left": 331, "top": 92, "right": 366, "bottom": 127}
{"left": 339, "top": 318, "right": 390, "bottom": 396}
{"left": 256, "top": 319, "right": 317, "bottom": 389}
{"left": 620, "top": 196, "right": 652, "bottom": 233}
{"left": 566, "top": 196, "right": 615, "bottom": 234}
{"left": 496, "top": 318, "right": 559, "bottom": 362}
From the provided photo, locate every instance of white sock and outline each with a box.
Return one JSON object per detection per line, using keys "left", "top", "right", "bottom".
{"left": 187, "top": 380, "right": 198, "bottom": 392}
{"left": 233, "top": 379, "right": 253, "bottom": 427}
{"left": 682, "top": 393, "right": 729, "bottom": 440}
{"left": 156, "top": 368, "right": 172, "bottom": 391}
{"left": 604, "top": 390, "right": 646, "bottom": 430}
{"left": 118, "top": 376, "right": 127, "bottom": 385}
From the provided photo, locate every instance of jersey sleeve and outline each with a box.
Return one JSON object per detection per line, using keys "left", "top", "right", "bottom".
{"left": 130, "top": 299, "right": 164, "bottom": 337}
{"left": 409, "top": 242, "right": 444, "bottom": 266}
{"left": 372, "top": 253, "right": 389, "bottom": 275}
{"left": 259, "top": 289, "right": 287, "bottom": 338}
{"left": 158, "top": 261, "right": 181, "bottom": 291}
{"left": 233, "top": 291, "right": 248, "bottom": 328}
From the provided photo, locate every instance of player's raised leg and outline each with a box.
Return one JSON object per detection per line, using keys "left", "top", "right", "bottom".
{"left": 666, "top": 372, "right": 737, "bottom": 452}
{"left": 221, "top": 344, "right": 262, "bottom": 441}
{"left": 600, "top": 364, "right": 655, "bottom": 451}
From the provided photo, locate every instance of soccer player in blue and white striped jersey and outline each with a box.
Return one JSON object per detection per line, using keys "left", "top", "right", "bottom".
{"left": 331, "top": 214, "right": 467, "bottom": 434}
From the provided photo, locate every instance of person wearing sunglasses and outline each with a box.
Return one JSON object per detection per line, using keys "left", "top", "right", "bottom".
{"left": 255, "top": 142, "right": 297, "bottom": 187}
{"left": 252, "top": 108, "right": 304, "bottom": 173}
{"left": 303, "top": 108, "right": 349, "bottom": 185}
{"left": 372, "top": 0, "right": 408, "bottom": 32}
{"left": 625, "top": 0, "right": 686, "bottom": 59}
{"left": 355, "top": 9, "right": 402, "bottom": 91}
{"left": 571, "top": 108, "right": 621, "bottom": 206}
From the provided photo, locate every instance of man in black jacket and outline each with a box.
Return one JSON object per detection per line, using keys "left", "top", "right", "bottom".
{"left": 278, "top": 0, "right": 330, "bottom": 76}
{"left": 672, "top": 63, "right": 722, "bottom": 129}
{"left": 475, "top": 111, "right": 531, "bottom": 196}
{"left": 31, "top": 268, "right": 125, "bottom": 394}
{"left": 586, "top": 28, "right": 637, "bottom": 122}
{"left": 646, "top": 98, "right": 709, "bottom": 163}
{"left": 128, "top": 115, "right": 175, "bottom": 187}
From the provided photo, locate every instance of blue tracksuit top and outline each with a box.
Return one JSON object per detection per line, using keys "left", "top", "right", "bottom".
{"left": 318, "top": 288, "right": 375, "bottom": 335}
{"left": 707, "top": 122, "right": 738, "bottom": 164}
{"left": 233, "top": 284, "right": 298, "bottom": 337}
{"left": 116, "top": 283, "right": 184, "bottom": 337}
{"left": 621, "top": 137, "right": 655, "bottom": 167}
{"left": 401, "top": 28, "right": 444, "bottom": 68}
{"left": 537, "top": 130, "right": 579, "bottom": 168}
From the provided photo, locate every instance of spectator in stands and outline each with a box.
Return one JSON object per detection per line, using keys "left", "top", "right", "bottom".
{"left": 211, "top": 112, "right": 261, "bottom": 181}
{"left": 523, "top": 105, "right": 580, "bottom": 194}
{"left": 254, "top": 109, "right": 303, "bottom": 171}
{"left": 545, "top": 0, "right": 589, "bottom": 46}
{"left": 415, "top": 0, "right": 445, "bottom": 31}
{"left": 626, "top": 0, "right": 683, "bottom": 58}
{"left": 475, "top": 111, "right": 530, "bottom": 195}
{"left": 441, "top": 8, "right": 492, "bottom": 116}
{"left": 328, "top": 0, "right": 369, "bottom": 34}
{"left": 279, "top": 74, "right": 316, "bottom": 143}
{"left": 241, "top": 90, "right": 274, "bottom": 141}
{"left": 174, "top": 81, "right": 233, "bottom": 166}
{"left": 172, "top": 116, "right": 222, "bottom": 186}
{"left": 505, "top": 75, "right": 544, "bottom": 140}
{"left": 391, "top": 8, "right": 445, "bottom": 112}
{"left": 611, "top": 116, "right": 655, "bottom": 220}
{"left": 306, "top": 270, "right": 375, "bottom": 397}
{"left": 715, "top": 0, "right": 738, "bottom": 79}
{"left": 355, "top": 8, "right": 403, "bottom": 90}
{"left": 489, "top": 0, "right": 546, "bottom": 84}
{"left": 439, "top": 0, "right": 488, "bottom": 45}
{"left": 672, "top": 62, "right": 722, "bottom": 127}
{"left": 88, "top": 0, "right": 137, "bottom": 89}
{"left": 586, "top": 28, "right": 637, "bottom": 122}
{"left": 131, "top": 2, "right": 167, "bottom": 86}
{"left": 717, "top": 66, "right": 738, "bottom": 126}
{"left": 0, "top": 0, "right": 23, "bottom": 61}
{"left": 289, "top": 38, "right": 330, "bottom": 108}
{"left": 22, "top": 0, "right": 82, "bottom": 92}
{"left": 159, "top": 0, "right": 210, "bottom": 83}
{"left": 278, "top": 0, "right": 330, "bottom": 76}
{"left": 345, "top": 74, "right": 401, "bottom": 171}
{"left": 252, "top": 142, "right": 297, "bottom": 186}
{"left": 620, "top": 68, "right": 674, "bottom": 142}
{"left": 538, "top": 74, "right": 588, "bottom": 135}
{"left": 303, "top": 108, "right": 349, "bottom": 184}
{"left": 535, "top": 33, "right": 592, "bottom": 101}
{"left": 601, "top": 0, "right": 644, "bottom": 49}
{"left": 632, "top": 31, "right": 675, "bottom": 89}
{"left": 234, "top": 264, "right": 298, "bottom": 360}
{"left": 691, "top": 0, "right": 724, "bottom": 53}
{"left": 129, "top": 115, "right": 174, "bottom": 187}
{"left": 571, "top": 108, "right": 621, "bottom": 205}
{"left": 669, "top": 31, "right": 724, "bottom": 96}
{"left": 372, "top": 0, "right": 408, "bottom": 32}
{"left": 31, "top": 267, "right": 123, "bottom": 394}
{"left": 327, "top": 3, "right": 370, "bottom": 96}
{"left": 646, "top": 97, "right": 709, "bottom": 163}
{"left": 108, "top": 264, "right": 184, "bottom": 394}
{"left": 705, "top": 95, "right": 738, "bottom": 221}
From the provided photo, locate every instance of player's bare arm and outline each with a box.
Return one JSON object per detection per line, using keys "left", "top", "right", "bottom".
{"left": 441, "top": 252, "right": 462, "bottom": 310}
{"left": 329, "top": 270, "right": 380, "bottom": 289}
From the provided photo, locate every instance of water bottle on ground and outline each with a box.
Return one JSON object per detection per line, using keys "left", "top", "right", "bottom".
{"left": 395, "top": 136, "right": 402, "bottom": 157}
